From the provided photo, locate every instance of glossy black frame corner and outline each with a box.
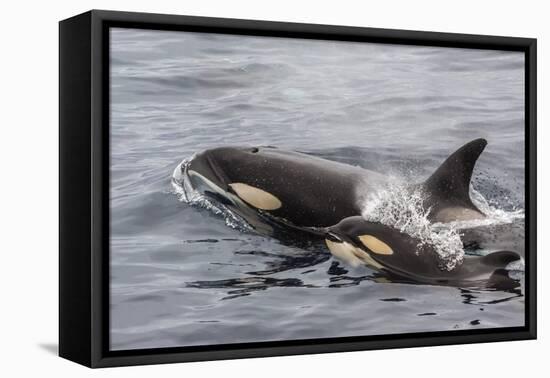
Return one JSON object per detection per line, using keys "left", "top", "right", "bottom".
{"left": 59, "top": 9, "right": 537, "bottom": 368}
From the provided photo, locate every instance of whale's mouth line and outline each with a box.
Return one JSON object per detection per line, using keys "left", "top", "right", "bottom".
{"left": 172, "top": 156, "right": 261, "bottom": 233}
{"left": 204, "top": 154, "right": 232, "bottom": 191}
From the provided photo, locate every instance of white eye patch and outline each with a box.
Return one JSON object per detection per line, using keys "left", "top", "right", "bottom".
{"left": 325, "top": 239, "right": 383, "bottom": 270}
{"left": 228, "top": 183, "right": 282, "bottom": 210}
{"left": 358, "top": 235, "right": 393, "bottom": 255}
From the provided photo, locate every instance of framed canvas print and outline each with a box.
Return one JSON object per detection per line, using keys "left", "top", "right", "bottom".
{"left": 59, "top": 10, "right": 536, "bottom": 368}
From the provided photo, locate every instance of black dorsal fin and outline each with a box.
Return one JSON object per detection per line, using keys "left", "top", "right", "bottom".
{"left": 424, "top": 138, "right": 487, "bottom": 206}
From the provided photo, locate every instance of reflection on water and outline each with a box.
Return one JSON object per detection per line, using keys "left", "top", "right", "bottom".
{"left": 110, "top": 28, "right": 525, "bottom": 351}
{"left": 459, "top": 288, "right": 523, "bottom": 305}
{"left": 187, "top": 277, "right": 318, "bottom": 301}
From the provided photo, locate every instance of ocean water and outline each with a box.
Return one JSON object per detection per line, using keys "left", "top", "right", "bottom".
{"left": 109, "top": 28, "right": 526, "bottom": 351}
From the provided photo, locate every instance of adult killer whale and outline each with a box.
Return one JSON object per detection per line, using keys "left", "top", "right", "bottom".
{"left": 173, "top": 138, "right": 488, "bottom": 234}
{"left": 324, "top": 216, "right": 520, "bottom": 289}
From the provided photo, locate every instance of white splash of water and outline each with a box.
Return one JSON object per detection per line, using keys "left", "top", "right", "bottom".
{"left": 361, "top": 182, "right": 465, "bottom": 271}
{"left": 171, "top": 156, "right": 253, "bottom": 232}
{"left": 360, "top": 180, "right": 525, "bottom": 271}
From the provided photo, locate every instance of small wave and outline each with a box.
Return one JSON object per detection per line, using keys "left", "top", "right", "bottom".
{"left": 171, "top": 156, "right": 253, "bottom": 232}
{"left": 462, "top": 188, "right": 525, "bottom": 228}
{"left": 434, "top": 186, "right": 525, "bottom": 236}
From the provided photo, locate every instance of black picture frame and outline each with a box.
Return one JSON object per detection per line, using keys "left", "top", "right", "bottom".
{"left": 59, "top": 9, "right": 537, "bottom": 368}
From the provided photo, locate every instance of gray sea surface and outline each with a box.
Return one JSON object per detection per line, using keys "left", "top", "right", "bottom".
{"left": 109, "top": 28, "right": 526, "bottom": 351}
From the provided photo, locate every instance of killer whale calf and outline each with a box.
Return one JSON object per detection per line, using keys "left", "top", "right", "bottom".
{"left": 173, "top": 138, "right": 488, "bottom": 234}
{"left": 324, "top": 216, "right": 520, "bottom": 289}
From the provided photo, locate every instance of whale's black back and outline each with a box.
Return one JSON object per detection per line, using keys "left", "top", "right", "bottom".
{"left": 197, "top": 147, "right": 385, "bottom": 228}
